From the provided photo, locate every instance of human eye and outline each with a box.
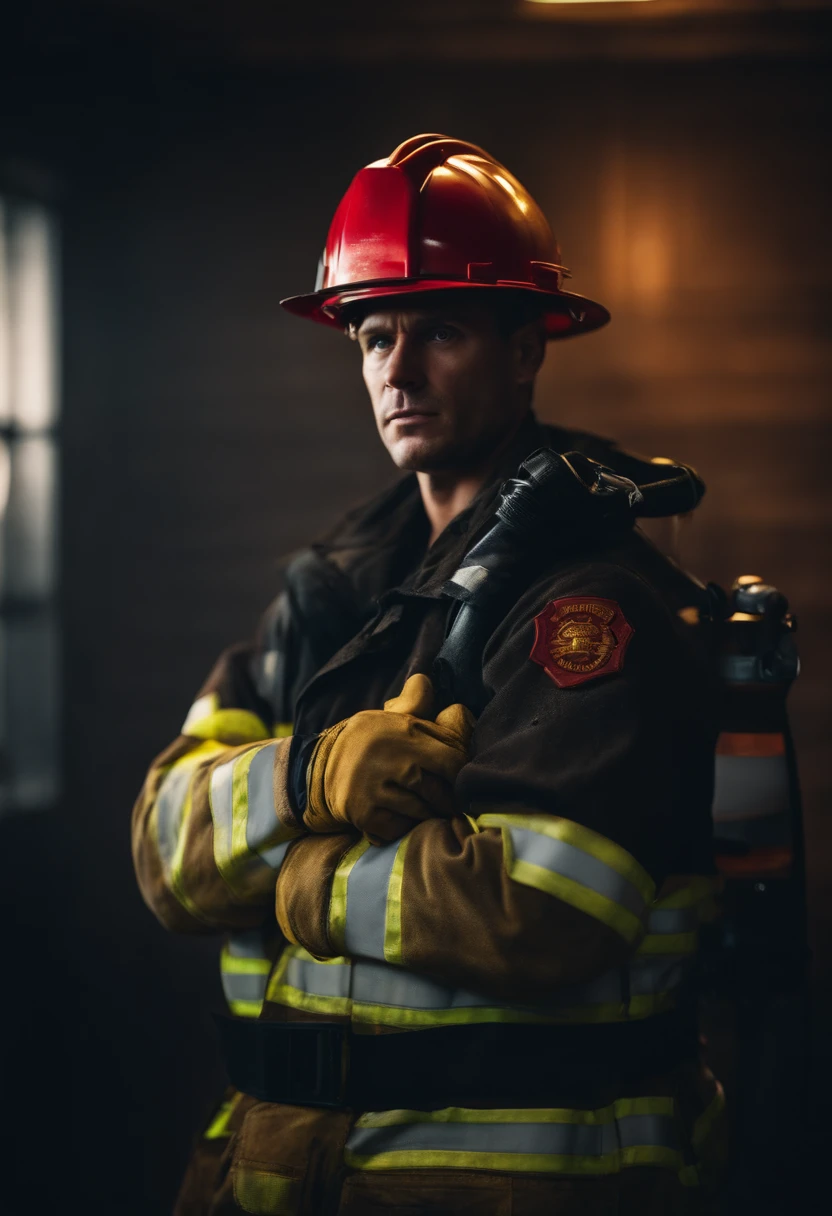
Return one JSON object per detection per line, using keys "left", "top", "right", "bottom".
{"left": 428, "top": 324, "right": 457, "bottom": 343}
{"left": 365, "top": 333, "right": 393, "bottom": 353}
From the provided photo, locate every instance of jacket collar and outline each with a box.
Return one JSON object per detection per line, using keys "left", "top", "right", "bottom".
{"left": 316, "top": 411, "right": 550, "bottom": 605}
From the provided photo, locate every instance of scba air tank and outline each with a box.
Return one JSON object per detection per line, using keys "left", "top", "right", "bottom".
{"left": 702, "top": 579, "right": 809, "bottom": 1198}
{"left": 713, "top": 575, "right": 801, "bottom": 883}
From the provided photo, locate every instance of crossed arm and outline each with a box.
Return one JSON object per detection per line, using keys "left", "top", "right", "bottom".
{"left": 133, "top": 565, "right": 710, "bottom": 1000}
{"left": 274, "top": 567, "right": 709, "bottom": 1000}
{"left": 131, "top": 640, "right": 303, "bottom": 934}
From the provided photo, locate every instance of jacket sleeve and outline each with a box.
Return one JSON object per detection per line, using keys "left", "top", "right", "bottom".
{"left": 132, "top": 617, "right": 305, "bottom": 935}
{"left": 275, "top": 563, "right": 717, "bottom": 1004}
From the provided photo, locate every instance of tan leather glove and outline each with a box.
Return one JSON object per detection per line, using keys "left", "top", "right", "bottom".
{"left": 303, "top": 674, "right": 474, "bottom": 844}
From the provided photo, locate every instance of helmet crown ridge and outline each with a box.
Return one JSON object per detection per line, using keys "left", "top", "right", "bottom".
{"left": 280, "top": 133, "right": 610, "bottom": 341}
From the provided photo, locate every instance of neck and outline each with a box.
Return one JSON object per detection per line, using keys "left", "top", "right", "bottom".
{"left": 417, "top": 468, "right": 486, "bottom": 546}
{"left": 416, "top": 412, "right": 531, "bottom": 545}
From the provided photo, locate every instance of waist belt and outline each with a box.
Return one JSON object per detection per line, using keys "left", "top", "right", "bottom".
{"left": 215, "top": 1009, "right": 699, "bottom": 1111}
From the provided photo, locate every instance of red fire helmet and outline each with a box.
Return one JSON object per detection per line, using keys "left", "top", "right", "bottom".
{"left": 280, "top": 134, "right": 610, "bottom": 340}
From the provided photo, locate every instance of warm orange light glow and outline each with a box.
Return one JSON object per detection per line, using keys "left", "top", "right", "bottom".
{"left": 526, "top": 1, "right": 658, "bottom": 5}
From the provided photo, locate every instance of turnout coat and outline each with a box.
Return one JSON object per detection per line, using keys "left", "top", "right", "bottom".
{"left": 132, "top": 414, "right": 726, "bottom": 1216}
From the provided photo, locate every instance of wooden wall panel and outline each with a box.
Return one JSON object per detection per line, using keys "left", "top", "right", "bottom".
{"left": 2, "top": 52, "right": 828, "bottom": 1213}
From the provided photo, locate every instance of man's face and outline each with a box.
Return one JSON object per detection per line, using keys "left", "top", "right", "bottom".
{"left": 355, "top": 300, "right": 543, "bottom": 473}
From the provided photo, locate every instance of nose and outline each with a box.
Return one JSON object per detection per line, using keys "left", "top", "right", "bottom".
{"left": 384, "top": 334, "right": 426, "bottom": 392}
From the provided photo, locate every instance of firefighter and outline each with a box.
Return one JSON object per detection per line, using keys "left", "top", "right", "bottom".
{"left": 132, "top": 135, "right": 727, "bottom": 1215}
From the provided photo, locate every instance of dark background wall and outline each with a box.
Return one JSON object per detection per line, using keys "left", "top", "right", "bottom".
{"left": 1, "top": 3, "right": 830, "bottom": 1212}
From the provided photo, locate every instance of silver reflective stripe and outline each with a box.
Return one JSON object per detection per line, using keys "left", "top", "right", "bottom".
{"left": 246, "top": 742, "right": 291, "bottom": 869}
{"left": 618, "top": 1114, "right": 679, "bottom": 1150}
{"left": 227, "top": 929, "right": 272, "bottom": 959}
{"left": 352, "top": 961, "right": 494, "bottom": 1011}
{"left": 282, "top": 953, "right": 493, "bottom": 1013}
{"left": 259, "top": 839, "right": 292, "bottom": 870}
{"left": 344, "top": 840, "right": 399, "bottom": 960}
{"left": 209, "top": 756, "right": 235, "bottom": 845}
{"left": 347, "top": 1120, "right": 619, "bottom": 1157}
{"left": 182, "top": 693, "right": 217, "bottom": 734}
{"left": 712, "top": 755, "right": 790, "bottom": 822}
{"left": 346, "top": 1113, "right": 679, "bottom": 1161}
{"left": 285, "top": 952, "right": 352, "bottom": 1000}
{"left": 646, "top": 907, "right": 698, "bottom": 935}
{"left": 508, "top": 828, "right": 646, "bottom": 919}
{"left": 245, "top": 742, "right": 281, "bottom": 852}
{"left": 210, "top": 745, "right": 292, "bottom": 890}
{"left": 274, "top": 951, "right": 687, "bottom": 1022}
{"left": 221, "top": 970, "right": 268, "bottom": 1005}
{"left": 155, "top": 764, "right": 195, "bottom": 879}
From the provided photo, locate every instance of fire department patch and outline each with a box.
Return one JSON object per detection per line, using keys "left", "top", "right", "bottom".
{"left": 530, "top": 597, "right": 634, "bottom": 689}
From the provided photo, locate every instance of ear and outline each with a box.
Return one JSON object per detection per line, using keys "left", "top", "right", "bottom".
{"left": 510, "top": 319, "right": 547, "bottom": 386}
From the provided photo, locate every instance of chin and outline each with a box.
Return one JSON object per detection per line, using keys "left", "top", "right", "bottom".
{"left": 388, "top": 437, "right": 459, "bottom": 472}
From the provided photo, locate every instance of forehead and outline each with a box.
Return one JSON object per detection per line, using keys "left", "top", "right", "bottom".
{"left": 356, "top": 302, "right": 495, "bottom": 334}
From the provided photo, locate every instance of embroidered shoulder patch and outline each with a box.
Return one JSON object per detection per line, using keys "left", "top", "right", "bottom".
{"left": 530, "top": 597, "right": 634, "bottom": 688}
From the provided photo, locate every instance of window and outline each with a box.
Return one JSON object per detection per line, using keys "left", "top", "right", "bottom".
{"left": 0, "top": 195, "right": 60, "bottom": 812}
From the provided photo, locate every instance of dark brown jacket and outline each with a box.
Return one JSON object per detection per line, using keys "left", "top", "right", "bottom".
{"left": 132, "top": 414, "right": 726, "bottom": 1214}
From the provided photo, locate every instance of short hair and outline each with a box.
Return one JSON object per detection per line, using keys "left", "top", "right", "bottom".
{"left": 341, "top": 288, "right": 549, "bottom": 341}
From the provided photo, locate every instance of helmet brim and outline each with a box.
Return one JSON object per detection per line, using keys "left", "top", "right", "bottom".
{"left": 280, "top": 278, "right": 610, "bottom": 341}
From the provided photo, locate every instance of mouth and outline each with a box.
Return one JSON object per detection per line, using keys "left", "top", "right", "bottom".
{"left": 385, "top": 408, "right": 439, "bottom": 425}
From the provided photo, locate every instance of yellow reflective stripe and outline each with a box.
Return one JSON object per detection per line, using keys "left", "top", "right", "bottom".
{"left": 502, "top": 829, "right": 644, "bottom": 946}
{"left": 329, "top": 838, "right": 371, "bottom": 955}
{"left": 231, "top": 746, "right": 260, "bottom": 876}
{"left": 220, "top": 945, "right": 270, "bottom": 1017}
{"left": 267, "top": 986, "right": 351, "bottom": 1017}
{"left": 356, "top": 1000, "right": 542, "bottom": 1030}
{"left": 273, "top": 721, "right": 293, "bottom": 738}
{"left": 265, "top": 946, "right": 352, "bottom": 1017}
{"left": 168, "top": 776, "right": 209, "bottom": 922}
{"left": 346, "top": 1098, "right": 683, "bottom": 1175}
{"left": 233, "top": 1167, "right": 301, "bottom": 1214}
{"left": 352, "top": 1002, "right": 553, "bottom": 1028}
{"left": 273, "top": 990, "right": 349, "bottom": 1017}
{"left": 263, "top": 945, "right": 292, "bottom": 998}
{"left": 155, "top": 740, "right": 227, "bottom": 868}
{"left": 639, "top": 877, "right": 714, "bottom": 954}
{"left": 345, "top": 1149, "right": 625, "bottom": 1172}
{"left": 279, "top": 989, "right": 678, "bottom": 1029}
{"left": 186, "top": 706, "right": 271, "bottom": 745}
{"left": 157, "top": 738, "right": 228, "bottom": 808}
{"left": 167, "top": 742, "right": 229, "bottom": 923}
{"left": 355, "top": 1099, "right": 674, "bottom": 1127}
{"left": 478, "top": 813, "right": 655, "bottom": 905}
{"left": 616, "top": 1097, "right": 675, "bottom": 1118}
{"left": 228, "top": 999, "right": 263, "bottom": 1018}
{"left": 620, "top": 1147, "right": 683, "bottom": 1170}
{"left": 172, "top": 739, "right": 230, "bottom": 768}
{"left": 220, "top": 947, "right": 271, "bottom": 977}
{"left": 692, "top": 1079, "right": 727, "bottom": 1151}
{"left": 204, "top": 1091, "right": 242, "bottom": 1140}
{"left": 637, "top": 877, "right": 716, "bottom": 954}
{"left": 679, "top": 1077, "right": 727, "bottom": 1187}
{"left": 263, "top": 946, "right": 682, "bottom": 1027}
{"left": 383, "top": 834, "right": 409, "bottom": 966}
{"left": 211, "top": 743, "right": 297, "bottom": 896}
{"left": 637, "top": 931, "right": 698, "bottom": 956}
{"left": 653, "top": 878, "right": 714, "bottom": 909}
